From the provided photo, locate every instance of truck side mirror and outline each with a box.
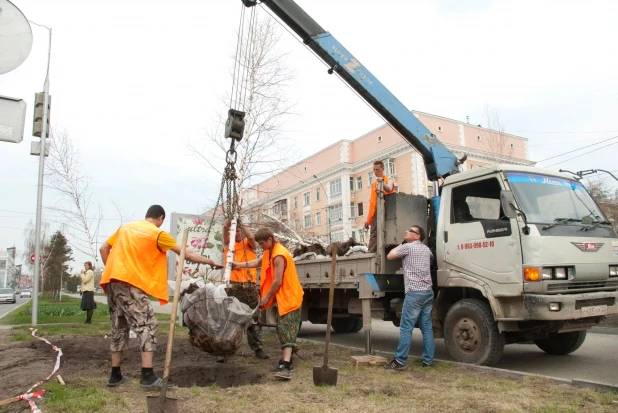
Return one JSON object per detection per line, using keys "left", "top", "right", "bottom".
{"left": 500, "top": 190, "right": 517, "bottom": 219}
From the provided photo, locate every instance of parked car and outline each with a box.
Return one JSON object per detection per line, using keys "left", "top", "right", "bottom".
{"left": 20, "top": 288, "right": 32, "bottom": 298}
{"left": 0, "top": 288, "right": 16, "bottom": 304}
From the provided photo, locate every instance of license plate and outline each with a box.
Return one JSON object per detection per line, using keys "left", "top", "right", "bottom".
{"left": 581, "top": 305, "right": 607, "bottom": 317}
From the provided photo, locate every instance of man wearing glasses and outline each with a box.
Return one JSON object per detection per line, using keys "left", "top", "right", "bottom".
{"left": 384, "top": 225, "right": 435, "bottom": 370}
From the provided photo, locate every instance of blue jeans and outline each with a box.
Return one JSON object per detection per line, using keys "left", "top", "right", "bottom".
{"left": 394, "top": 289, "right": 435, "bottom": 365}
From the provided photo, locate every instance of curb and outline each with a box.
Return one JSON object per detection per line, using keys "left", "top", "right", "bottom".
{"left": 0, "top": 299, "right": 31, "bottom": 321}
{"left": 296, "top": 337, "right": 618, "bottom": 394}
{"left": 590, "top": 327, "right": 618, "bottom": 335}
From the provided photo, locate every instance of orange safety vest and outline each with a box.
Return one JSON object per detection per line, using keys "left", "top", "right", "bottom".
{"left": 367, "top": 176, "right": 396, "bottom": 225}
{"left": 223, "top": 239, "right": 257, "bottom": 283}
{"left": 100, "top": 220, "right": 170, "bottom": 305}
{"left": 260, "top": 242, "right": 304, "bottom": 316}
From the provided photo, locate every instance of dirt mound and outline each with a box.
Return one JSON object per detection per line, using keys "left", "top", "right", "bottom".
{"left": 293, "top": 243, "right": 327, "bottom": 257}
{"left": 324, "top": 238, "right": 361, "bottom": 257}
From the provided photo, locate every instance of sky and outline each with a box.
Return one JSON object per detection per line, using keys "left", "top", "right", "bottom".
{"left": 1, "top": 0, "right": 617, "bottom": 270}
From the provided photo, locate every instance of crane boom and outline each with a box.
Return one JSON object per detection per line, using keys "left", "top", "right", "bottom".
{"left": 243, "top": 0, "right": 461, "bottom": 181}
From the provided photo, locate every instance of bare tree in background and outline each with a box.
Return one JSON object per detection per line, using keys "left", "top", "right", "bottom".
{"left": 585, "top": 178, "right": 618, "bottom": 232}
{"left": 47, "top": 127, "right": 103, "bottom": 268}
{"left": 190, "top": 15, "right": 297, "bottom": 192}
{"left": 481, "top": 105, "right": 514, "bottom": 163}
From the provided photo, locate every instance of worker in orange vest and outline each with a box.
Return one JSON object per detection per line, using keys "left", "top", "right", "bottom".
{"left": 100, "top": 205, "right": 222, "bottom": 388}
{"left": 231, "top": 228, "right": 304, "bottom": 381}
{"left": 365, "top": 160, "right": 396, "bottom": 252}
{"left": 222, "top": 218, "right": 269, "bottom": 360}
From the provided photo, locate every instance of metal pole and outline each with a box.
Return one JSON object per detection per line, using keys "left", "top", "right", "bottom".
{"left": 32, "top": 27, "right": 52, "bottom": 326}
{"left": 376, "top": 180, "right": 385, "bottom": 274}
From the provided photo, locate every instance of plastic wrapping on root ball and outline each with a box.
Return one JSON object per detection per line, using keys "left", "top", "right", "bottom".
{"left": 181, "top": 284, "right": 257, "bottom": 356}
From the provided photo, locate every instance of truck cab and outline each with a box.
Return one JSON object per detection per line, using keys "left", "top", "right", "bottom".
{"left": 435, "top": 164, "right": 618, "bottom": 364}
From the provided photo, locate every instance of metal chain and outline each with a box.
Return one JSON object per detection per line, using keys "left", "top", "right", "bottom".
{"left": 193, "top": 139, "right": 240, "bottom": 275}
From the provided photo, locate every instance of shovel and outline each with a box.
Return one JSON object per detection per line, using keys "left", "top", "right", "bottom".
{"left": 147, "top": 228, "right": 189, "bottom": 413}
{"left": 313, "top": 243, "right": 339, "bottom": 386}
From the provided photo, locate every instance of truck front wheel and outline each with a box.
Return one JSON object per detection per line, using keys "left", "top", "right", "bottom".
{"left": 533, "top": 330, "right": 587, "bottom": 355}
{"left": 444, "top": 299, "right": 505, "bottom": 366}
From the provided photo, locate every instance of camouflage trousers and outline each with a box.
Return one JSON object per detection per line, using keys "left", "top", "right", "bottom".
{"left": 277, "top": 308, "right": 301, "bottom": 349}
{"left": 106, "top": 281, "right": 158, "bottom": 352}
{"left": 246, "top": 311, "right": 264, "bottom": 352}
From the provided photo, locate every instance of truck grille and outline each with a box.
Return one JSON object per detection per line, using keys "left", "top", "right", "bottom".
{"left": 547, "top": 280, "right": 618, "bottom": 293}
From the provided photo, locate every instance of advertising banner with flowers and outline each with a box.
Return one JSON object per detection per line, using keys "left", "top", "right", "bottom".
{"left": 166, "top": 213, "right": 224, "bottom": 285}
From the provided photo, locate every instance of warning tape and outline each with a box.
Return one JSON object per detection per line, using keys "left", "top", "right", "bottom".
{"left": 23, "top": 328, "right": 64, "bottom": 413}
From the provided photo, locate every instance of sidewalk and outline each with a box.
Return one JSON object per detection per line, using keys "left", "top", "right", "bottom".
{"left": 65, "top": 293, "right": 172, "bottom": 315}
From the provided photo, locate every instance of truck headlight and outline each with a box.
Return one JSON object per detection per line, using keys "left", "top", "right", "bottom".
{"left": 542, "top": 268, "right": 553, "bottom": 280}
{"left": 610, "top": 266, "right": 618, "bottom": 277}
{"left": 555, "top": 267, "right": 567, "bottom": 279}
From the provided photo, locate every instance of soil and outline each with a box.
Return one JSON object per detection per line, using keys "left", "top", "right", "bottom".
{"left": 0, "top": 329, "right": 265, "bottom": 409}
{"left": 225, "top": 283, "right": 259, "bottom": 309}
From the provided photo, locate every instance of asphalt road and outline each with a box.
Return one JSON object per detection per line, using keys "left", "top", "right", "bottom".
{"left": 298, "top": 320, "right": 618, "bottom": 386}
{"left": 0, "top": 296, "right": 30, "bottom": 319}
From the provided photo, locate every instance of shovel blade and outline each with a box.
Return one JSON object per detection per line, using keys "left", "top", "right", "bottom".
{"left": 146, "top": 395, "right": 178, "bottom": 413}
{"left": 313, "top": 365, "right": 338, "bottom": 386}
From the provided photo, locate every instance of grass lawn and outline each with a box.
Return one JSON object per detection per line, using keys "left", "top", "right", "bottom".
{"left": 0, "top": 295, "right": 170, "bottom": 326}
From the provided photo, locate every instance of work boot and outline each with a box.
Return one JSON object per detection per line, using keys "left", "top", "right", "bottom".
{"left": 255, "top": 349, "right": 270, "bottom": 360}
{"left": 271, "top": 359, "right": 295, "bottom": 372}
{"left": 383, "top": 359, "right": 407, "bottom": 371}
{"left": 274, "top": 363, "right": 292, "bottom": 380}
{"left": 421, "top": 361, "right": 433, "bottom": 368}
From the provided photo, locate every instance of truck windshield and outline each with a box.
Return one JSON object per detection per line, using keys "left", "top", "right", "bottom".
{"left": 506, "top": 172, "right": 605, "bottom": 224}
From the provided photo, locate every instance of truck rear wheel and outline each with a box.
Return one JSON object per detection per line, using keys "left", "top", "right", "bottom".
{"left": 444, "top": 299, "right": 505, "bottom": 366}
{"left": 533, "top": 330, "right": 587, "bottom": 355}
{"left": 331, "top": 318, "right": 362, "bottom": 333}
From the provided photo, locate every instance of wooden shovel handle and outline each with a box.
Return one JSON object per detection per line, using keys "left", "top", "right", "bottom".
{"left": 162, "top": 229, "right": 189, "bottom": 382}
{"left": 324, "top": 243, "right": 338, "bottom": 368}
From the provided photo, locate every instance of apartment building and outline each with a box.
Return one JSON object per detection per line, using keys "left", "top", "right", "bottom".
{"left": 242, "top": 111, "right": 535, "bottom": 244}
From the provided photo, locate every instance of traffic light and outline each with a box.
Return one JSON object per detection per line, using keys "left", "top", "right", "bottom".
{"left": 32, "top": 92, "right": 51, "bottom": 138}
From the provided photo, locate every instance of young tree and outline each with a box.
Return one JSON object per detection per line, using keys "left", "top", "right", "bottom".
{"left": 47, "top": 127, "right": 103, "bottom": 268}
{"left": 190, "top": 15, "right": 297, "bottom": 196}
{"left": 42, "top": 231, "right": 73, "bottom": 300}
{"left": 480, "top": 105, "right": 514, "bottom": 163}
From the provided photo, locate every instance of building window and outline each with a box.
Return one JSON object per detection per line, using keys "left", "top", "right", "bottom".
{"left": 356, "top": 176, "right": 362, "bottom": 190}
{"left": 316, "top": 188, "right": 320, "bottom": 201}
{"left": 294, "top": 219, "right": 299, "bottom": 230}
{"left": 304, "top": 166, "right": 307, "bottom": 171}
{"left": 368, "top": 172, "right": 374, "bottom": 185}
{"left": 294, "top": 197, "right": 298, "bottom": 209}
{"left": 350, "top": 203, "right": 356, "bottom": 218}
{"left": 303, "top": 191, "right": 310, "bottom": 206}
{"left": 477, "top": 135, "right": 482, "bottom": 141}
{"left": 384, "top": 158, "right": 396, "bottom": 176}
{"left": 510, "top": 143, "right": 515, "bottom": 148}
{"left": 316, "top": 212, "right": 321, "bottom": 225}
{"left": 377, "top": 136, "right": 382, "bottom": 143}
{"left": 330, "top": 203, "right": 343, "bottom": 222}
{"left": 330, "top": 178, "right": 342, "bottom": 197}
{"left": 427, "top": 185, "right": 434, "bottom": 198}
{"left": 331, "top": 230, "right": 344, "bottom": 243}
{"left": 357, "top": 202, "right": 364, "bottom": 216}
{"left": 438, "top": 126, "right": 443, "bottom": 132}
{"left": 304, "top": 215, "right": 311, "bottom": 228}
{"left": 356, "top": 229, "right": 365, "bottom": 243}
{"left": 349, "top": 177, "right": 354, "bottom": 192}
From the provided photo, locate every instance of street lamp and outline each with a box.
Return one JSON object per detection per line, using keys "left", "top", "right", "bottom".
{"left": 313, "top": 175, "right": 331, "bottom": 244}
{"left": 28, "top": 20, "right": 52, "bottom": 326}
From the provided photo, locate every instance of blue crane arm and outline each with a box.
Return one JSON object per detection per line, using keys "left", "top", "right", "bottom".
{"left": 242, "top": 0, "right": 461, "bottom": 181}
